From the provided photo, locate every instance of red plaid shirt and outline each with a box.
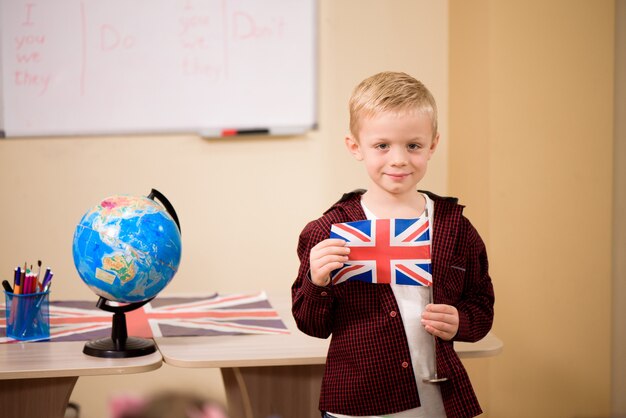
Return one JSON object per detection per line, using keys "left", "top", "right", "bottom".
{"left": 292, "top": 190, "right": 494, "bottom": 417}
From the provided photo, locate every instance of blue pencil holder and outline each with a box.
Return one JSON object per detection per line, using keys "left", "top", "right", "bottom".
{"left": 4, "top": 290, "right": 50, "bottom": 341}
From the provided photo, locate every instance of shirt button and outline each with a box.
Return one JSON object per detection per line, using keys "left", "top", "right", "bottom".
{"left": 389, "top": 311, "right": 397, "bottom": 318}
{"left": 402, "top": 361, "right": 409, "bottom": 368}
{"left": 320, "top": 291, "right": 328, "bottom": 296}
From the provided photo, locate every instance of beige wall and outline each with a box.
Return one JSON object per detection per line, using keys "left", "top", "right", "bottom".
{"left": 450, "top": 1, "right": 615, "bottom": 418}
{"left": 0, "top": 1, "right": 619, "bottom": 417}
{"left": 0, "top": 1, "right": 450, "bottom": 417}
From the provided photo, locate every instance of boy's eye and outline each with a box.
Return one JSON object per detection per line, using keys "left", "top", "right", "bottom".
{"left": 375, "top": 143, "right": 389, "bottom": 150}
{"left": 407, "top": 143, "right": 422, "bottom": 151}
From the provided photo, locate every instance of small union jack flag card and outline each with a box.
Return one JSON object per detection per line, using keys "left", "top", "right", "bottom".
{"left": 329, "top": 218, "right": 432, "bottom": 286}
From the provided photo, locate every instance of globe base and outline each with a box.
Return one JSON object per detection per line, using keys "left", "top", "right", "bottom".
{"left": 83, "top": 336, "right": 156, "bottom": 358}
{"left": 82, "top": 296, "right": 157, "bottom": 358}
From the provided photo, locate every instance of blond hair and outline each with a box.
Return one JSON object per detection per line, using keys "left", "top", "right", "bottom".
{"left": 349, "top": 71, "right": 438, "bottom": 139}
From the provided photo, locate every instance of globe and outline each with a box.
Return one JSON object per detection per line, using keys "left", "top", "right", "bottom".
{"left": 72, "top": 192, "right": 182, "bottom": 304}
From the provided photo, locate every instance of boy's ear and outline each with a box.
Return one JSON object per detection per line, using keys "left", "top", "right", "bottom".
{"left": 345, "top": 135, "right": 363, "bottom": 161}
{"left": 428, "top": 133, "right": 440, "bottom": 160}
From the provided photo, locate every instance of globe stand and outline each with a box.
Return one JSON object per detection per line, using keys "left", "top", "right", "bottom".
{"left": 83, "top": 296, "right": 156, "bottom": 358}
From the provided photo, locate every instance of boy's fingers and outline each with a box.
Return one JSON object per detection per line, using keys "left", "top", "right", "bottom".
{"left": 313, "top": 239, "right": 347, "bottom": 250}
{"left": 424, "top": 324, "right": 453, "bottom": 340}
{"left": 422, "top": 311, "right": 455, "bottom": 323}
{"left": 322, "top": 254, "right": 350, "bottom": 263}
{"left": 422, "top": 303, "right": 459, "bottom": 340}
{"left": 423, "top": 319, "right": 455, "bottom": 332}
{"left": 425, "top": 303, "right": 456, "bottom": 314}
{"left": 311, "top": 245, "right": 350, "bottom": 260}
{"left": 314, "top": 246, "right": 350, "bottom": 257}
{"left": 310, "top": 254, "right": 349, "bottom": 285}
{"left": 310, "top": 239, "right": 351, "bottom": 286}
{"left": 317, "top": 262, "right": 344, "bottom": 277}
{"left": 312, "top": 255, "right": 349, "bottom": 269}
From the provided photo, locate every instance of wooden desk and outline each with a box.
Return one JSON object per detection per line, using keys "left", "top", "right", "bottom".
{"left": 155, "top": 292, "right": 503, "bottom": 418}
{"left": 0, "top": 340, "right": 162, "bottom": 418}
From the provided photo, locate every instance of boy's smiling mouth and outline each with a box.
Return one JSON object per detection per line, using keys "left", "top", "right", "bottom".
{"left": 386, "top": 172, "right": 411, "bottom": 179}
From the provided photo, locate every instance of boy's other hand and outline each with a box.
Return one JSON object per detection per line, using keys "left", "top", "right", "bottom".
{"left": 310, "top": 238, "right": 350, "bottom": 286}
{"left": 421, "top": 303, "right": 459, "bottom": 341}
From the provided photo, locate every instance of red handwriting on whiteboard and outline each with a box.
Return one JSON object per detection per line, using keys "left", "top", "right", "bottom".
{"left": 15, "top": 51, "right": 41, "bottom": 64}
{"left": 13, "top": 3, "right": 51, "bottom": 96}
{"left": 179, "top": 15, "right": 210, "bottom": 36}
{"left": 21, "top": 3, "right": 35, "bottom": 26}
{"left": 232, "top": 12, "right": 285, "bottom": 40}
{"left": 180, "top": 34, "right": 210, "bottom": 49}
{"left": 182, "top": 57, "right": 221, "bottom": 80}
{"left": 14, "top": 71, "right": 51, "bottom": 94}
{"left": 15, "top": 35, "right": 44, "bottom": 63}
{"left": 15, "top": 34, "right": 45, "bottom": 50}
{"left": 178, "top": 7, "right": 220, "bottom": 50}
{"left": 177, "top": 1, "right": 223, "bottom": 81}
{"left": 100, "top": 24, "right": 135, "bottom": 51}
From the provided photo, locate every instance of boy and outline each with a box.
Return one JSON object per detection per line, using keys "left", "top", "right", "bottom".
{"left": 292, "top": 72, "right": 494, "bottom": 418}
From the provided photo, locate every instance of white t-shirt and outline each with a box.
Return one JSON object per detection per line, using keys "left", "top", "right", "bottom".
{"left": 329, "top": 193, "right": 446, "bottom": 418}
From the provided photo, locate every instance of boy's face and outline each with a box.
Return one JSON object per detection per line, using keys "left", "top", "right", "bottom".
{"left": 346, "top": 109, "right": 438, "bottom": 198}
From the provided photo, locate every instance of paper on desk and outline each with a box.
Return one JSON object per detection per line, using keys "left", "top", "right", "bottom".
{"left": 0, "top": 291, "right": 289, "bottom": 343}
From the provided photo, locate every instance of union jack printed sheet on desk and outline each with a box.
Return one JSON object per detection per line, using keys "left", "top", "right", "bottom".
{"left": 329, "top": 218, "right": 432, "bottom": 286}
{"left": 0, "top": 291, "right": 289, "bottom": 343}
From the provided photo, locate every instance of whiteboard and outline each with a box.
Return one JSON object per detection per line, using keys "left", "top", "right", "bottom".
{"left": 0, "top": 0, "right": 317, "bottom": 137}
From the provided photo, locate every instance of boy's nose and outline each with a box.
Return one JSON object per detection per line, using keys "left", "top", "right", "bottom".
{"left": 390, "top": 149, "right": 408, "bottom": 166}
